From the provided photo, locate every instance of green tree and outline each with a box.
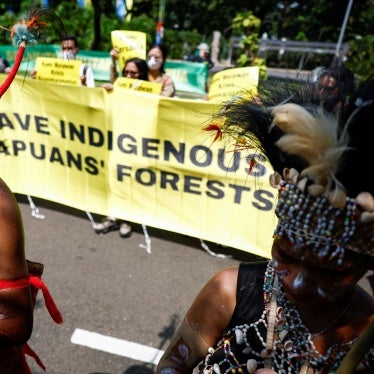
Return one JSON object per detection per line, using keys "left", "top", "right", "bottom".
{"left": 0, "top": 0, "right": 372, "bottom": 78}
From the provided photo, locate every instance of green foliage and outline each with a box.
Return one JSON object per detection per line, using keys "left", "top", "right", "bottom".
{"left": 346, "top": 35, "right": 374, "bottom": 81}
{"left": 52, "top": 1, "right": 95, "bottom": 47}
{"left": 162, "top": 29, "right": 201, "bottom": 60}
{"left": 230, "top": 11, "right": 267, "bottom": 79}
{"left": 232, "top": 11, "right": 261, "bottom": 63}
{"left": 122, "top": 14, "right": 157, "bottom": 46}
{"left": 0, "top": 0, "right": 372, "bottom": 78}
{"left": 0, "top": 11, "right": 17, "bottom": 45}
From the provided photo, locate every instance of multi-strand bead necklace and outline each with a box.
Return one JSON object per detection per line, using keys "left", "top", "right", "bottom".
{"left": 202, "top": 261, "right": 358, "bottom": 374}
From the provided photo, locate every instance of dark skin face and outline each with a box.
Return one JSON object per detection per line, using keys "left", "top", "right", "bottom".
{"left": 271, "top": 235, "right": 368, "bottom": 309}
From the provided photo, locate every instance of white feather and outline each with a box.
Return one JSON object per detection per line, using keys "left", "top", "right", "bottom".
{"left": 271, "top": 103, "right": 348, "bottom": 185}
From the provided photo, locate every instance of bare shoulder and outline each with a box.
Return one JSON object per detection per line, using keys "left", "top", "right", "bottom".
{"left": 186, "top": 266, "right": 239, "bottom": 338}
{"left": 208, "top": 266, "right": 239, "bottom": 297}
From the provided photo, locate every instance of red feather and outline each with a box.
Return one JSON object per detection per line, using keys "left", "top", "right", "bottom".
{"left": 248, "top": 158, "right": 257, "bottom": 173}
{"left": 203, "top": 124, "right": 223, "bottom": 142}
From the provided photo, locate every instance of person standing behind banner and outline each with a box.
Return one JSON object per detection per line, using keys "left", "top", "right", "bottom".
{"left": 103, "top": 55, "right": 149, "bottom": 91}
{"left": 95, "top": 57, "right": 150, "bottom": 238}
{"left": 147, "top": 43, "right": 175, "bottom": 97}
{"left": 30, "top": 35, "right": 95, "bottom": 88}
{"left": 108, "top": 44, "right": 175, "bottom": 97}
{"left": 94, "top": 56, "right": 148, "bottom": 238}
{"left": 60, "top": 35, "right": 95, "bottom": 87}
{"left": 188, "top": 42, "right": 214, "bottom": 70}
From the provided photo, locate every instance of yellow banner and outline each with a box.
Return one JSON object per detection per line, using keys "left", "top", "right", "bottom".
{"left": 0, "top": 75, "right": 276, "bottom": 258}
{"left": 111, "top": 30, "right": 147, "bottom": 73}
{"left": 208, "top": 66, "right": 259, "bottom": 103}
{"left": 114, "top": 77, "right": 162, "bottom": 94}
{"left": 35, "top": 57, "right": 82, "bottom": 86}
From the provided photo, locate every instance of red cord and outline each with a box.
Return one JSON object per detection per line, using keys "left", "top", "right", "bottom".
{"left": 22, "top": 343, "right": 46, "bottom": 372}
{"left": 0, "top": 277, "right": 29, "bottom": 290}
{"left": 0, "top": 274, "right": 63, "bottom": 324}
{"left": 29, "top": 275, "right": 63, "bottom": 324}
{"left": 0, "top": 42, "right": 26, "bottom": 98}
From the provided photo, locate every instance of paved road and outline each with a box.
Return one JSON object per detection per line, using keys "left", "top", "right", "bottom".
{"left": 18, "top": 194, "right": 258, "bottom": 374}
{"left": 17, "top": 195, "right": 373, "bottom": 374}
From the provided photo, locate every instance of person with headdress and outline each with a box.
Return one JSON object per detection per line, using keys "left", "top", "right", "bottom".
{"left": 156, "top": 73, "right": 374, "bottom": 373}
{"left": 310, "top": 62, "right": 355, "bottom": 115}
{"left": 0, "top": 8, "right": 63, "bottom": 372}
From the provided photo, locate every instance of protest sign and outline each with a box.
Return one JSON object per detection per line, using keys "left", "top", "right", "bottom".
{"left": 113, "top": 77, "right": 162, "bottom": 94}
{"left": 35, "top": 57, "right": 82, "bottom": 86}
{"left": 111, "top": 30, "right": 146, "bottom": 73}
{"left": 208, "top": 66, "right": 259, "bottom": 103}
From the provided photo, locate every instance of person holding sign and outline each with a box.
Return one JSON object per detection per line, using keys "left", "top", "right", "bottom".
{"left": 147, "top": 43, "right": 175, "bottom": 97}
{"left": 59, "top": 35, "right": 95, "bottom": 87}
{"left": 30, "top": 35, "right": 95, "bottom": 88}
{"left": 104, "top": 54, "right": 149, "bottom": 91}
{"left": 96, "top": 57, "right": 150, "bottom": 237}
{"left": 156, "top": 75, "right": 374, "bottom": 373}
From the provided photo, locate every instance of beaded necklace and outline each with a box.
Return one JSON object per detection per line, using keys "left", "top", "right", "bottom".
{"left": 265, "top": 261, "right": 356, "bottom": 373}
{"left": 202, "top": 261, "right": 361, "bottom": 374}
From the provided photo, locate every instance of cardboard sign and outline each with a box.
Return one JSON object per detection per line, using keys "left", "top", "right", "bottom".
{"left": 35, "top": 57, "right": 82, "bottom": 86}
{"left": 113, "top": 77, "right": 162, "bottom": 95}
{"left": 208, "top": 66, "right": 259, "bottom": 103}
{"left": 111, "top": 30, "right": 146, "bottom": 73}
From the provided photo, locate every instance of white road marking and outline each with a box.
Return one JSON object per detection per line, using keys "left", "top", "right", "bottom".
{"left": 71, "top": 328, "right": 165, "bottom": 365}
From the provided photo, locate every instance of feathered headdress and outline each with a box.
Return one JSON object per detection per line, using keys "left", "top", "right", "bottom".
{"left": 204, "top": 72, "right": 374, "bottom": 264}
{"left": 0, "top": 7, "right": 64, "bottom": 98}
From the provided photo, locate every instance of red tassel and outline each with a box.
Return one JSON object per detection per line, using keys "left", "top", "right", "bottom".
{"left": 0, "top": 42, "right": 26, "bottom": 98}
{"left": 29, "top": 275, "right": 63, "bottom": 324}
{"left": 22, "top": 343, "right": 46, "bottom": 372}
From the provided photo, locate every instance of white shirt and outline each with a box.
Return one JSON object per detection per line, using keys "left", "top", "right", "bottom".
{"left": 80, "top": 64, "right": 95, "bottom": 88}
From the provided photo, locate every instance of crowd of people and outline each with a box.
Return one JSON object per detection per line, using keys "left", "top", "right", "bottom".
{"left": 27, "top": 34, "right": 178, "bottom": 238}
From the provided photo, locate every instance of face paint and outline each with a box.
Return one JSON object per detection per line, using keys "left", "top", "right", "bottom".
{"left": 292, "top": 271, "right": 306, "bottom": 291}
{"left": 317, "top": 286, "right": 328, "bottom": 299}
